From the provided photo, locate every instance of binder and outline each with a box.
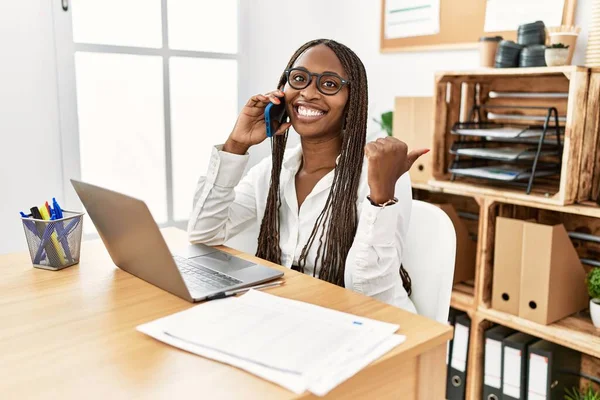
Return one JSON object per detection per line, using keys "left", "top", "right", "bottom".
{"left": 527, "top": 340, "right": 581, "bottom": 400}
{"left": 446, "top": 309, "right": 466, "bottom": 400}
{"left": 447, "top": 313, "right": 471, "bottom": 400}
{"left": 502, "top": 332, "right": 538, "bottom": 400}
{"left": 483, "top": 325, "right": 516, "bottom": 400}
{"left": 446, "top": 308, "right": 465, "bottom": 365}
{"left": 492, "top": 217, "right": 526, "bottom": 315}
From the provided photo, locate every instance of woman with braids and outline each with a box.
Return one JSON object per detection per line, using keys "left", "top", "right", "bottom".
{"left": 188, "top": 39, "right": 427, "bottom": 312}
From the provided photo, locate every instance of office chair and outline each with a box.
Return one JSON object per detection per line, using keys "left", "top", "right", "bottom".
{"left": 402, "top": 200, "right": 457, "bottom": 324}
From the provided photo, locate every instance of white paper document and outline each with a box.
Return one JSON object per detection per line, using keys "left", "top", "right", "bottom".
{"left": 137, "top": 290, "right": 406, "bottom": 397}
{"left": 484, "top": 0, "right": 564, "bottom": 32}
{"left": 384, "top": 0, "right": 441, "bottom": 39}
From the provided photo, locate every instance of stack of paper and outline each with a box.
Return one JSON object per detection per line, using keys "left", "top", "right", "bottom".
{"left": 137, "top": 290, "right": 406, "bottom": 396}
{"left": 452, "top": 126, "right": 546, "bottom": 139}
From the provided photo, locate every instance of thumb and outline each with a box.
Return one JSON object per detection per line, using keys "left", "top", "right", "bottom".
{"left": 406, "top": 148, "right": 430, "bottom": 169}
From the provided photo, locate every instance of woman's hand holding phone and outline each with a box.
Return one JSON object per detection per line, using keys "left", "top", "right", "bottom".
{"left": 223, "top": 90, "right": 292, "bottom": 155}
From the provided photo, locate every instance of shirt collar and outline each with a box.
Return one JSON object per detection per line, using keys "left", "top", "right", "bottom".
{"left": 282, "top": 144, "right": 304, "bottom": 171}
{"left": 282, "top": 144, "right": 341, "bottom": 171}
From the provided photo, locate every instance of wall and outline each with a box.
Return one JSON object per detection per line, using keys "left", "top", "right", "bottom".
{"left": 239, "top": 0, "right": 591, "bottom": 164}
{"left": 0, "top": 1, "right": 63, "bottom": 254}
{"left": 0, "top": 0, "right": 592, "bottom": 255}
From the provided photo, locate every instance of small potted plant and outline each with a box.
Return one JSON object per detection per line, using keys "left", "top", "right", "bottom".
{"left": 545, "top": 43, "right": 570, "bottom": 66}
{"left": 586, "top": 267, "right": 600, "bottom": 328}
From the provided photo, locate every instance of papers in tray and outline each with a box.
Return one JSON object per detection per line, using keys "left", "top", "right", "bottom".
{"left": 452, "top": 126, "right": 546, "bottom": 139}
{"left": 137, "top": 290, "right": 406, "bottom": 397}
{"left": 449, "top": 165, "right": 558, "bottom": 182}
{"left": 453, "top": 147, "right": 557, "bottom": 161}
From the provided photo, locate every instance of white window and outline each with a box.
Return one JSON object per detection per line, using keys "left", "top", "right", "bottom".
{"left": 53, "top": 0, "right": 238, "bottom": 232}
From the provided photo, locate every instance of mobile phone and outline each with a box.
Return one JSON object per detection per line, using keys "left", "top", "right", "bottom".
{"left": 264, "top": 96, "right": 288, "bottom": 138}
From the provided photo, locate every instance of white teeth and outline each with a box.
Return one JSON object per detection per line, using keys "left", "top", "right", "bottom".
{"left": 298, "top": 105, "right": 325, "bottom": 117}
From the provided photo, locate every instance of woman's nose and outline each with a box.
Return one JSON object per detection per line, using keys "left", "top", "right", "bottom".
{"left": 299, "top": 78, "right": 322, "bottom": 100}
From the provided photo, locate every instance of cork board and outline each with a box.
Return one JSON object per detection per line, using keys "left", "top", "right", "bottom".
{"left": 380, "top": 0, "right": 577, "bottom": 53}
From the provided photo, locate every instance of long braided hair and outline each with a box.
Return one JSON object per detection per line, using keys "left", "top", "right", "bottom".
{"left": 256, "top": 39, "right": 411, "bottom": 295}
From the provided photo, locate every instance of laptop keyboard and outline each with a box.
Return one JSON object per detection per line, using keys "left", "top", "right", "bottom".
{"left": 174, "top": 255, "right": 243, "bottom": 291}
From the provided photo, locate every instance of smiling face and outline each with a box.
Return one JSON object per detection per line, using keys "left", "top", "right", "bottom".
{"left": 283, "top": 44, "right": 349, "bottom": 139}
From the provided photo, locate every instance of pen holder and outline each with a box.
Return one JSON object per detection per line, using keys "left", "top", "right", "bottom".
{"left": 21, "top": 211, "right": 85, "bottom": 271}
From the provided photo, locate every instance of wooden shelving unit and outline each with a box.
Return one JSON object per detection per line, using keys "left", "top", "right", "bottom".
{"left": 451, "top": 282, "right": 475, "bottom": 314}
{"left": 405, "top": 67, "right": 600, "bottom": 400}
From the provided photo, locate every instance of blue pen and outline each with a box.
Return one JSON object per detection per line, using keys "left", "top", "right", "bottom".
{"left": 51, "top": 198, "right": 73, "bottom": 262}
{"left": 53, "top": 198, "right": 63, "bottom": 219}
{"left": 20, "top": 212, "right": 40, "bottom": 237}
{"left": 33, "top": 225, "right": 55, "bottom": 264}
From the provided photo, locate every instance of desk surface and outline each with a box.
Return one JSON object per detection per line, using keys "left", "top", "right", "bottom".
{"left": 0, "top": 228, "right": 452, "bottom": 399}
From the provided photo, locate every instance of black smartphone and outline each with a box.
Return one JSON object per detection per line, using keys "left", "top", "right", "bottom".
{"left": 264, "top": 96, "right": 288, "bottom": 138}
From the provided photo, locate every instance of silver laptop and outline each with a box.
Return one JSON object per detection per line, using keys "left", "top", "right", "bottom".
{"left": 71, "top": 179, "right": 283, "bottom": 302}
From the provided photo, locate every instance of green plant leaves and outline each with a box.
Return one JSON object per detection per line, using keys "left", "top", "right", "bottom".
{"left": 586, "top": 268, "right": 600, "bottom": 299}
{"left": 373, "top": 111, "right": 394, "bottom": 137}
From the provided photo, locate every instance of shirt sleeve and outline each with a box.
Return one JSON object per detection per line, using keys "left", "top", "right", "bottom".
{"left": 187, "top": 145, "right": 268, "bottom": 246}
{"left": 343, "top": 173, "right": 415, "bottom": 311}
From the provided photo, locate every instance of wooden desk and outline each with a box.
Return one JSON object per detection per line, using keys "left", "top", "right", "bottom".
{"left": 0, "top": 228, "right": 452, "bottom": 399}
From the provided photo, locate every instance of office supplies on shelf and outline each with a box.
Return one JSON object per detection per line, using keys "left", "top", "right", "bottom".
{"left": 495, "top": 40, "right": 523, "bottom": 68}
{"left": 493, "top": 217, "right": 589, "bottom": 324}
{"left": 480, "top": 36, "right": 503, "bottom": 67}
{"left": 451, "top": 124, "right": 557, "bottom": 139}
{"left": 502, "top": 333, "right": 538, "bottom": 400}
{"left": 519, "top": 45, "right": 546, "bottom": 67}
{"left": 448, "top": 164, "right": 559, "bottom": 182}
{"left": 432, "top": 68, "right": 594, "bottom": 206}
{"left": 449, "top": 104, "right": 563, "bottom": 195}
{"left": 492, "top": 218, "right": 526, "bottom": 315}
{"left": 137, "top": 290, "right": 406, "bottom": 396}
{"left": 451, "top": 146, "right": 557, "bottom": 162}
{"left": 447, "top": 313, "right": 470, "bottom": 400}
{"left": 527, "top": 340, "right": 581, "bottom": 400}
{"left": 483, "top": 325, "right": 516, "bottom": 400}
{"left": 204, "top": 280, "right": 284, "bottom": 301}
{"left": 519, "top": 221, "right": 588, "bottom": 325}
{"left": 446, "top": 309, "right": 466, "bottom": 399}
{"left": 517, "top": 21, "right": 546, "bottom": 46}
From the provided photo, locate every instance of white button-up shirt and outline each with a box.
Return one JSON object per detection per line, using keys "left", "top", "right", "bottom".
{"left": 188, "top": 144, "right": 417, "bottom": 313}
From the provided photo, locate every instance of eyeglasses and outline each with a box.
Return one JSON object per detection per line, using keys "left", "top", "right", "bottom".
{"left": 285, "top": 67, "right": 349, "bottom": 96}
